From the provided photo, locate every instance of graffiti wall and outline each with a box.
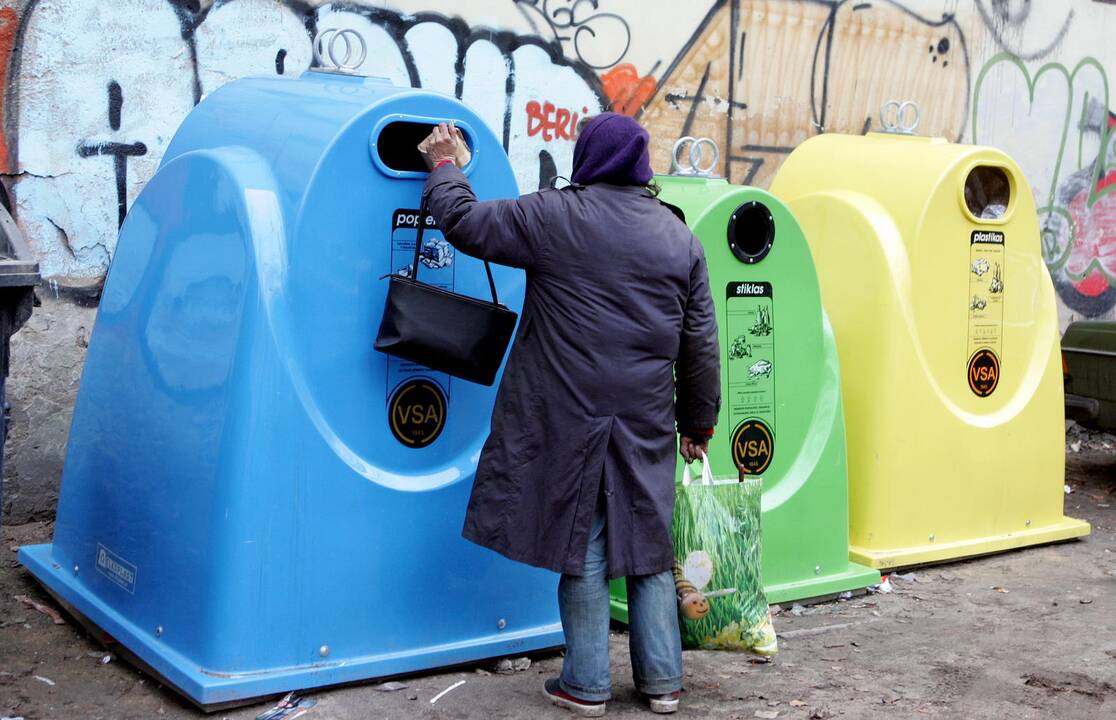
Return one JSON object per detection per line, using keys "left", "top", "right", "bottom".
{"left": 4, "top": 0, "right": 1116, "bottom": 319}
{"left": 2, "top": 0, "right": 1116, "bottom": 521}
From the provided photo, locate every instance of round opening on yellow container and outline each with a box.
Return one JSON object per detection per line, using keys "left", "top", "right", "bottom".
{"left": 963, "top": 165, "right": 1012, "bottom": 222}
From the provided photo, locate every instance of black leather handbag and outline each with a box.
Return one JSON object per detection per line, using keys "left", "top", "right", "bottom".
{"left": 374, "top": 202, "right": 519, "bottom": 386}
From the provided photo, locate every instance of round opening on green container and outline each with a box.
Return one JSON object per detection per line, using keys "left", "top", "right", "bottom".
{"left": 964, "top": 166, "right": 1011, "bottom": 220}
{"left": 727, "top": 201, "right": 774, "bottom": 264}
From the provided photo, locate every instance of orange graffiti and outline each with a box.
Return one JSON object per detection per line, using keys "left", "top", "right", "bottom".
{"left": 0, "top": 7, "right": 16, "bottom": 172}
{"left": 600, "top": 63, "right": 657, "bottom": 117}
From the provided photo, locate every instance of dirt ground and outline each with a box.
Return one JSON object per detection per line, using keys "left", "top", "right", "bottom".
{"left": 2, "top": 445, "right": 1114, "bottom": 720}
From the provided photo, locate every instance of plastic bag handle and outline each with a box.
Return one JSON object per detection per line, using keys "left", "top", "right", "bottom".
{"left": 683, "top": 449, "right": 715, "bottom": 487}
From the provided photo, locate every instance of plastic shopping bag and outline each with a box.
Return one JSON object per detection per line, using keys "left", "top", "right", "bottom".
{"left": 672, "top": 451, "right": 777, "bottom": 654}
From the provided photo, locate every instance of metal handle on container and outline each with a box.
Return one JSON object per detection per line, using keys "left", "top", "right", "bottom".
{"left": 879, "top": 100, "right": 920, "bottom": 135}
{"left": 670, "top": 136, "right": 720, "bottom": 177}
{"left": 312, "top": 29, "right": 368, "bottom": 74}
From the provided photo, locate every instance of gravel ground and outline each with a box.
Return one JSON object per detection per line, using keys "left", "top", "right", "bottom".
{"left": 2, "top": 438, "right": 1114, "bottom": 720}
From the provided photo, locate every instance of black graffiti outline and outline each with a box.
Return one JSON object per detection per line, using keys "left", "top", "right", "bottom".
{"left": 810, "top": 1, "right": 971, "bottom": 138}
{"left": 975, "top": 0, "right": 1074, "bottom": 62}
{"left": 726, "top": 0, "right": 741, "bottom": 182}
{"left": 12, "top": 0, "right": 608, "bottom": 158}
{"left": 4, "top": 0, "right": 608, "bottom": 281}
{"left": 513, "top": 0, "right": 631, "bottom": 70}
{"left": 315, "top": 2, "right": 607, "bottom": 155}
{"left": 166, "top": 0, "right": 204, "bottom": 104}
{"left": 665, "top": 62, "right": 749, "bottom": 136}
{"left": 76, "top": 81, "right": 148, "bottom": 229}
{"left": 640, "top": 0, "right": 972, "bottom": 184}
{"left": 538, "top": 149, "right": 557, "bottom": 189}
{"left": 1052, "top": 274, "right": 1116, "bottom": 318}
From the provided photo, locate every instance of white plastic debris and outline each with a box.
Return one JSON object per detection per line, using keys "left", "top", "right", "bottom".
{"left": 430, "top": 679, "right": 466, "bottom": 704}
{"left": 868, "top": 576, "right": 893, "bottom": 594}
{"left": 33, "top": 675, "right": 55, "bottom": 686}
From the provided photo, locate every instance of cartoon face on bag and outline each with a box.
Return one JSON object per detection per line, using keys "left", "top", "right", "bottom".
{"left": 672, "top": 550, "right": 737, "bottom": 621}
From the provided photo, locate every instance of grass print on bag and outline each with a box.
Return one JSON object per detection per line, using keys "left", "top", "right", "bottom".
{"left": 672, "top": 453, "right": 777, "bottom": 654}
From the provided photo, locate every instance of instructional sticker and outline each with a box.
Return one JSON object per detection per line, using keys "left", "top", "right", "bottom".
{"left": 388, "top": 378, "right": 447, "bottom": 448}
{"left": 966, "top": 231, "right": 1005, "bottom": 397}
{"left": 386, "top": 208, "right": 455, "bottom": 402}
{"left": 726, "top": 282, "right": 776, "bottom": 475}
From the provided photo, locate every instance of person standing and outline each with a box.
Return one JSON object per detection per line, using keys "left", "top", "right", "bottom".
{"left": 418, "top": 113, "right": 720, "bottom": 716}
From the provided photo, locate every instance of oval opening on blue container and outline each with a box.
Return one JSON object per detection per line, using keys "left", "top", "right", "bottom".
{"left": 371, "top": 115, "right": 477, "bottom": 179}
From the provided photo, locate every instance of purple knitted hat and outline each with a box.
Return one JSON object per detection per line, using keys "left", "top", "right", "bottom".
{"left": 570, "top": 112, "right": 654, "bottom": 186}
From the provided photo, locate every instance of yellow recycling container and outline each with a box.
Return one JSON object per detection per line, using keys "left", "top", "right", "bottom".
{"left": 770, "top": 126, "right": 1090, "bottom": 570}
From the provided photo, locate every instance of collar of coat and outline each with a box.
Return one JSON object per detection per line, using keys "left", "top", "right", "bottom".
{"left": 552, "top": 178, "right": 656, "bottom": 197}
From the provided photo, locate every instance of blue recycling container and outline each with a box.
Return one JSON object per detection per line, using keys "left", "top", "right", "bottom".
{"left": 19, "top": 69, "right": 562, "bottom": 707}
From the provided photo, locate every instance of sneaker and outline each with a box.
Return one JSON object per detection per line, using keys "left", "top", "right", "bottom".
{"left": 642, "top": 690, "right": 680, "bottom": 714}
{"left": 542, "top": 678, "right": 607, "bottom": 717}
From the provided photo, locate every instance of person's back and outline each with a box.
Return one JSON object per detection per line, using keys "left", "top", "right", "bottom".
{"left": 517, "top": 183, "right": 693, "bottom": 421}
{"left": 419, "top": 113, "right": 720, "bottom": 716}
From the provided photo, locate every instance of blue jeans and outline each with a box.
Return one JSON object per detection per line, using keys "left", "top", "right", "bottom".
{"left": 557, "top": 499, "right": 683, "bottom": 702}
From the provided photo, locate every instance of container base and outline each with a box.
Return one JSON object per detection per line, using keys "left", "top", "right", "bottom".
{"left": 763, "top": 562, "right": 881, "bottom": 606}
{"left": 848, "top": 517, "right": 1092, "bottom": 570}
{"left": 19, "top": 543, "right": 565, "bottom": 710}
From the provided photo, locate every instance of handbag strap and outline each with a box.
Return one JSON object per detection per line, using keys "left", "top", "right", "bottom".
{"left": 411, "top": 197, "right": 501, "bottom": 306}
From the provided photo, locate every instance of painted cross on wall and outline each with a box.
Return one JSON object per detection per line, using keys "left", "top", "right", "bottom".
{"left": 77, "top": 82, "right": 148, "bottom": 229}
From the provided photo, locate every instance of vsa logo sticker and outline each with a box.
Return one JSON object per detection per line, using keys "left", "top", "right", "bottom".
{"left": 731, "top": 419, "right": 774, "bottom": 475}
{"left": 967, "top": 348, "right": 1000, "bottom": 397}
{"left": 389, "top": 378, "right": 447, "bottom": 448}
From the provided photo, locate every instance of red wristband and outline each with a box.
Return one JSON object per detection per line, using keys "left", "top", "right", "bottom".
{"left": 434, "top": 158, "right": 455, "bottom": 169}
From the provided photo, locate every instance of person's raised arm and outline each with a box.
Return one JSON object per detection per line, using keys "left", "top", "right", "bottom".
{"left": 418, "top": 123, "right": 548, "bottom": 270}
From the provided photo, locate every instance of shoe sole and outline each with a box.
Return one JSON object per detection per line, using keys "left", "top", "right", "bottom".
{"left": 542, "top": 687, "right": 607, "bottom": 717}
{"left": 649, "top": 697, "right": 679, "bottom": 714}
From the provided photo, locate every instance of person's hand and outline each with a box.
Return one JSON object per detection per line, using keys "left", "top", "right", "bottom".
{"left": 679, "top": 435, "right": 709, "bottom": 464}
{"left": 449, "top": 125, "right": 472, "bottom": 167}
{"left": 418, "top": 122, "right": 471, "bottom": 170}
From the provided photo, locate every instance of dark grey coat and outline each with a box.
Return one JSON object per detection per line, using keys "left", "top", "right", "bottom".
{"left": 423, "top": 165, "right": 720, "bottom": 578}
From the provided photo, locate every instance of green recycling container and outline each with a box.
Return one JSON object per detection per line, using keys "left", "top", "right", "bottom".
{"left": 609, "top": 172, "right": 879, "bottom": 621}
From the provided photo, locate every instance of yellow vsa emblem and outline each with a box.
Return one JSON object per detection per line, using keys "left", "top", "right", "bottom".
{"left": 389, "top": 378, "right": 446, "bottom": 448}
{"left": 731, "top": 419, "right": 774, "bottom": 475}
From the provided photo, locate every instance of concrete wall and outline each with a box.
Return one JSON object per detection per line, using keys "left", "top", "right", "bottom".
{"left": 2, "top": 0, "right": 1116, "bottom": 521}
